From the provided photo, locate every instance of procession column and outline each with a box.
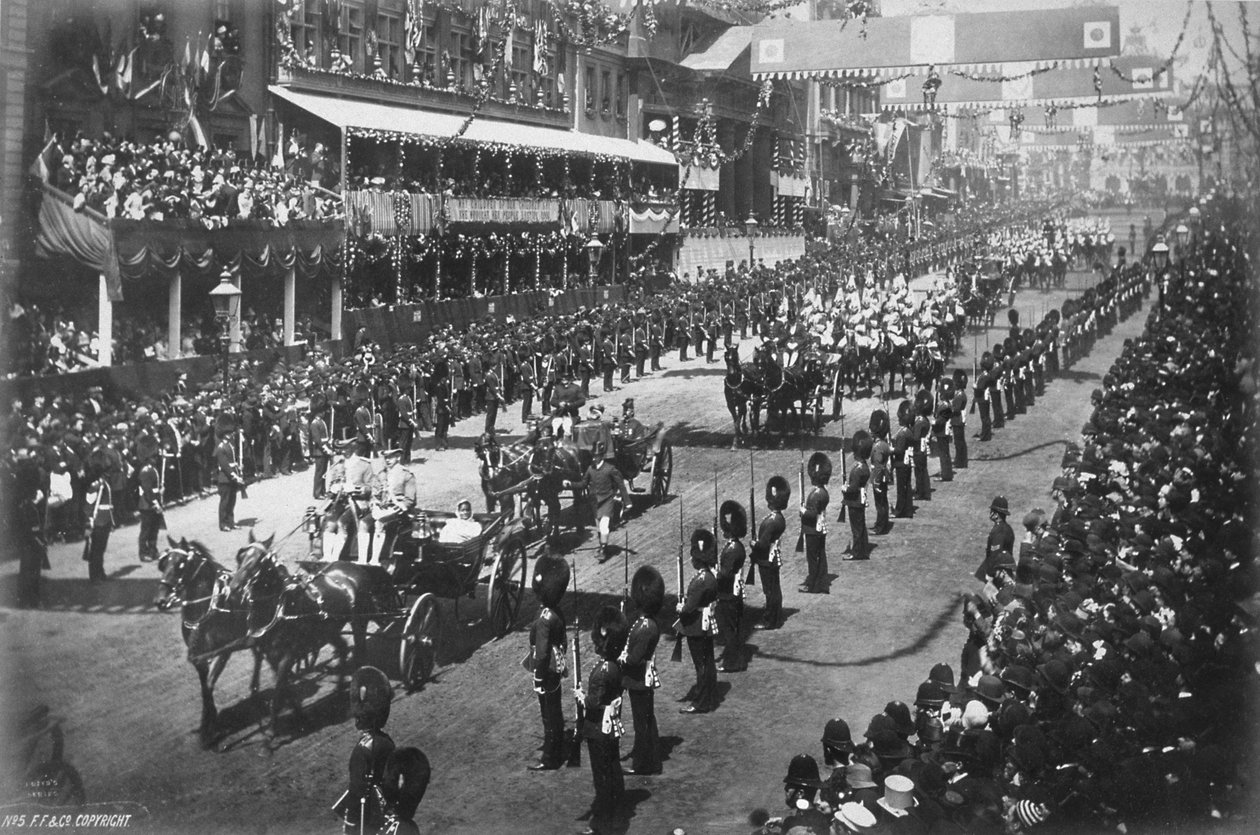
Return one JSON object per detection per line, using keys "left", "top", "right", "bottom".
{"left": 283, "top": 263, "right": 297, "bottom": 345}
{"left": 97, "top": 273, "right": 113, "bottom": 367}
{"left": 167, "top": 271, "right": 182, "bottom": 359}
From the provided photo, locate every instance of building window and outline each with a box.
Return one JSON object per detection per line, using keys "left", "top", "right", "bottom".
{"left": 537, "top": 43, "right": 556, "bottom": 106}
{"left": 584, "top": 63, "right": 595, "bottom": 113}
{"left": 616, "top": 71, "right": 626, "bottom": 119}
{"left": 449, "top": 29, "right": 471, "bottom": 88}
{"left": 377, "top": 10, "right": 402, "bottom": 77}
{"left": 214, "top": 0, "right": 231, "bottom": 21}
{"left": 417, "top": 21, "right": 437, "bottom": 83}
{"left": 511, "top": 41, "right": 530, "bottom": 99}
{"left": 290, "top": 0, "right": 320, "bottom": 64}
{"left": 337, "top": 1, "right": 364, "bottom": 72}
{"left": 600, "top": 69, "right": 611, "bottom": 115}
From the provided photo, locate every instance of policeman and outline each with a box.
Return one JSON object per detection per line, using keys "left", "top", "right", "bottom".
{"left": 333, "top": 666, "right": 395, "bottom": 835}
{"left": 976, "top": 495, "right": 1015, "bottom": 583}
{"left": 621, "top": 565, "right": 663, "bottom": 775}
{"left": 526, "top": 553, "right": 570, "bottom": 771}
{"left": 676, "top": 528, "right": 718, "bottom": 714}
{"left": 750, "top": 475, "right": 790, "bottom": 630}
{"left": 843, "top": 432, "right": 871, "bottom": 561}
{"left": 868, "top": 411, "right": 892, "bottom": 535}
{"left": 800, "top": 452, "right": 832, "bottom": 594}
{"left": 715, "top": 500, "right": 748, "bottom": 673}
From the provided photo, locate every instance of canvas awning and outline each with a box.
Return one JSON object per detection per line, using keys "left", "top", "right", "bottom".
{"left": 270, "top": 87, "right": 677, "bottom": 166}
{"left": 680, "top": 26, "right": 752, "bottom": 73}
{"left": 751, "top": 7, "right": 1121, "bottom": 80}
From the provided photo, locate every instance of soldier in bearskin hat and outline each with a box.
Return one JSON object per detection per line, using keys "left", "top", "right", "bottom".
{"left": 991, "top": 344, "right": 1007, "bottom": 430}
{"left": 676, "top": 529, "right": 718, "bottom": 713}
{"left": 912, "top": 390, "right": 933, "bottom": 502}
{"left": 800, "top": 452, "right": 832, "bottom": 594}
{"left": 716, "top": 500, "right": 749, "bottom": 673}
{"left": 580, "top": 606, "right": 629, "bottom": 835}
{"left": 932, "top": 378, "right": 954, "bottom": 483}
{"left": 751, "top": 475, "right": 790, "bottom": 630}
{"left": 332, "top": 665, "right": 395, "bottom": 835}
{"left": 975, "top": 353, "right": 994, "bottom": 442}
{"left": 527, "top": 553, "right": 571, "bottom": 771}
{"left": 621, "top": 565, "right": 664, "bottom": 775}
{"left": 868, "top": 411, "right": 892, "bottom": 536}
{"left": 892, "top": 400, "right": 915, "bottom": 519}
{"left": 950, "top": 369, "right": 969, "bottom": 467}
{"left": 843, "top": 431, "right": 872, "bottom": 561}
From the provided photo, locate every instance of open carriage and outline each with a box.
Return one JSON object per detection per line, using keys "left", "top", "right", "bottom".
{"left": 567, "top": 419, "right": 674, "bottom": 506}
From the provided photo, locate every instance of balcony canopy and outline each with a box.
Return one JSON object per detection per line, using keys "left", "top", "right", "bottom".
{"left": 271, "top": 87, "right": 677, "bottom": 167}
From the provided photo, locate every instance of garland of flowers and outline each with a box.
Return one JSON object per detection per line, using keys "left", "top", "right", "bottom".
{"left": 826, "top": 72, "right": 917, "bottom": 90}
{"left": 1108, "top": 0, "right": 1193, "bottom": 84}
{"left": 947, "top": 62, "right": 1059, "bottom": 84}
{"left": 550, "top": 0, "right": 634, "bottom": 50}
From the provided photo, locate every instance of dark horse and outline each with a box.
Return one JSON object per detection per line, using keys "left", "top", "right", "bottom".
{"left": 230, "top": 534, "right": 399, "bottom": 742}
{"left": 723, "top": 345, "right": 764, "bottom": 447}
{"left": 908, "top": 340, "right": 944, "bottom": 398}
{"left": 484, "top": 431, "right": 588, "bottom": 542}
{"left": 756, "top": 349, "right": 826, "bottom": 438}
{"left": 155, "top": 537, "right": 261, "bottom": 749}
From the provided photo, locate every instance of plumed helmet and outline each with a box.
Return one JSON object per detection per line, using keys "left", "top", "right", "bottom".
{"left": 765, "top": 475, "right": 791, "bottom": 511}
{"left": 915, "top": 389, "right": 933, "bottom": 416}
{"left": 690, "top": 528, "right": 717, "bottom": 566}
{"left": 630, "top": 564, "right": 665, "bottom": 616}
{"left": 719, "top": 500, "right": 748, "bottom": 539}
{"left": 1008, "top": 308, "right": 1020, "bottom": 327}
{"left": 869, "top": 409, "right": 890, "bottom": 437}
{"left": 350, "top": 665, "right": 393, "bottom": 729}
{"left": 591, "top": 605, "right": 629, "bottom": 661}
{"left": 852, "top": 429, "right": 873, "bottom": 462}
{"left": 808, "top": 452, "right": 832, "bottom": 486}
{"left": 990, "top": 495, "right": 1010, "bottom": 516}
{"left": 214, "top": 411, "right": 237, "bottom": 439}
{"left": 953, "top": 368, "right": 968, "bottom": 389}
{"left": 980, "top": 352, "right": 995, "bottom": 371}
{"left": 897, "top": 399, "right": 914, "bottom": 427}
{"left": 531, "top": 552, "right": 571, "bottom": 608}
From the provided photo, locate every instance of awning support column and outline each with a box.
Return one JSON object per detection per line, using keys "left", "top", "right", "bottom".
{"left": 98, "top": 273, "right": 113, "bottom": 367}
{"left": 168, "top": 270, "right": 182, "bottom": 359}
{"left": 331, "top": 274, "right": 343, "bottom": 342}
{"left": 284, "top": 264, "right": 296, "bottom": 345}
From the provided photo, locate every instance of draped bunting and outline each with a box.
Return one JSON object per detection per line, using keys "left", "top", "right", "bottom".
{"left": 33, "top": 182, "right": 345, "bottom": 301}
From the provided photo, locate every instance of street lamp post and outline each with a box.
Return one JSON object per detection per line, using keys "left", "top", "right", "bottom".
{"left": 1150, "top": 238, "right": 1170, "bottom": 315}
{"left": 745, "top": 214, "right": 758, "bottom": 271}
{"left": 585, "top": 236, "right": 604, "bottom": 286}
{"left": 209, "top": 268, "right": 242, "bottom": 397}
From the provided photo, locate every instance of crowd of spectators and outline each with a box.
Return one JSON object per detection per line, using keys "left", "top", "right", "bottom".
{"left": 43, "top": 131, "right": 343, "bottom": 227}
{"left": 757, "top": 195, "right": 1257, "bottom": 834}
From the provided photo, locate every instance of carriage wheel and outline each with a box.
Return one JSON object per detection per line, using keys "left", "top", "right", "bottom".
{"left": 399, "top": 593, "right": 440, "bottom": 691}
{"left": 651, "top": 445, "right": 673, "bottom": 503}
{"left": 487, "top": 540, "right": 528, "bottom": 638}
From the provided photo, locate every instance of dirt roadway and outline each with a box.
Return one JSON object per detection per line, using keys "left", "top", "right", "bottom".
{"left": 3, "top": 267, "right": 1153, "bottom": 835}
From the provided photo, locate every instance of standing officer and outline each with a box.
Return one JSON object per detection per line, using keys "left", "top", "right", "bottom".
{"left": 633, "top": 321, "right": 648, "bottom": 379}
{"left": 526, "top": 552, "right": 570, "bottom": 772}
{"left": 676, "top": 528, "right": 718, "bottom": 714}
{"left": 912, "top": 390, "right": 933, "bottom": 502}
{"left": 394, "top": 378, "right": 416, "bottom": 464}
{"left": 617, "top": 333, "right": 634, "bottom": 387}
{"left": 932, "top": 380, "right": 954, "bottom": 483}
{"left": 715, "top": 500, "right": 748, "bottom": 673}
{"left": 843, "top": 432, "right": 871, "bottom": 561}
{"left": 214, "top": 417, "right": 243, "bottom": 531}
{"left": 600, "top": 332, "right": 616, "bottom": 393}
{"left": 621, "top": 565, "right": 663, "bottom": 775}
{"left": 353, "top": 393, "right": 374, "bottom": 449}
{"left": 82, "top": 458, "right": 114, "bottom": 582}
{"left": 432, "top": 378, "right": 452, "bottom": 452}
{"left": 577, "top": 338, "right": 595, "bottom": 400}
{"left": 868, "top": 410, "right": 892, "bottom": 535}
{"left": 800, "top": 452, "right": 832, "bottom": 594}
{"left": 750, "top": 475, "right": 789, "bottom": 630}
{"left": 518, "top": 349, "right": 538, "bottom": 424}
{"left": 580, "top": 606, "right": 628, "bottom": 835}
{"left": 950, "top": 369, "right": 968, "bottom": 468}
{"left": 136, "top": 439, "right": 162, "bottom": 563}
{"left": 649, "top": 317, "right": 664, "bottom": 372}
{"left": 973, "top": 353, "right": 992, "bottom": 443}
{"left": 483, "top": 364, "right": 502, "bottom": 436}
{"left": 892, "top": 400, "right": 914, "bottom": 519}
{"left": 309, "top": 400, "right": 333, "bottom": 500}
{"left": 976, "top": 495, "right": 1015, "bottom": 582}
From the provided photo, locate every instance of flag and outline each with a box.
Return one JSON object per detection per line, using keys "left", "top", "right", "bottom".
{"left": 249, "top": 114, "right": 259, "bottom": 160}
{"left": 405, "top": 0, "right": 424, "bottom": 65}
{"left": 533, "top": 20, "right": 548, "bottom": 76}
{"left": 199, "top": 39, "right": 211, "bottom": 79}
{"left": 556, "top": 32, "right": 567, "bottom": 98}
{"left": 272, "top": 121, "right": 285, "bottom": 169}
{"left": 115, "top": 45, "right": 133, "bottom": 95}
{"left": 29, "top": 129, "right": 58, "bottom": 183}
{"left": 188, "top": 113, "right": 209, "bottom": 149}
{"left": 504, "top": 14, "right": 514, "bottom": 73}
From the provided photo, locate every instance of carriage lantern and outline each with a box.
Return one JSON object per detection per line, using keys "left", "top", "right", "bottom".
{"left": 303, "top": 506, "right": 322, "bottom": 555}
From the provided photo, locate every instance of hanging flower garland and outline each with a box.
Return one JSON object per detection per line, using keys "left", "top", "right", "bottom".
{"left": 946, "top": 63, "right": 1059, "bottom": 84}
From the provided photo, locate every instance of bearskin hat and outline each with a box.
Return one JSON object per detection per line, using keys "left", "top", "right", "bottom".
{"left": 869, "top": 409, "right": 889, "bottom": 438}
{"left": 915, "top": 389, "right": 933, "bottom": 417}
{"left": 808, "top": 451, "right": 833, "bottom": 486}
{"left": 382, "top": 747, "right": 431, "bottom": 821}
{"left": 938, "top": 379, "right": 954, "bottom": 400}
{"left": 1008, "top": 308, "right": 1020, "bottom": 327}
{"left": 310, "top": 391, "right": 328, "bottom": 414}
{"left": 719, "top": 500, "right": 748, "bottom": 539}
{"left": 134, "top": 433, "right": 160, "bottom": 463}
{"left": 953, "top": 368, "right": 968, "bottom": 390}
{"left": 214, "top": 411, "right": 237, "bottom": 440}
{"left": 852, "top": 430, "right": 873, "bottom": 462}
{"left": 631, "top": 565, "right": 665, "bottom": 616}
{"left": 531, "top": 552, "right": 571, "bottom": 608}
{"left": 766, "top": 475, "right": 791, "bottom": 511}
{"left": 980, "top": 352, "right": 995, "bottom": 372}
{"left": 897, "top": 399, "right": 914, "bottom": 427}
{"left": 690, "top": 528, "right": 717, "bottom": 566}
{"left": 350, "top": 665, "right": 394, "bottom": 729}
{"left": 993, "top": 343, "right": 1006, "bottom": 361}
{"left": 592, "top": 605, "right": 629, "bottom": 661}
{"left": 1023, "top": 328, "right": 1036, "bottom": 346}
{"left": 352, "top": 381, "right": 371, "bottom": 403}
{"left": 1047, "top": 308, "right": 1061, "bottom": 326}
